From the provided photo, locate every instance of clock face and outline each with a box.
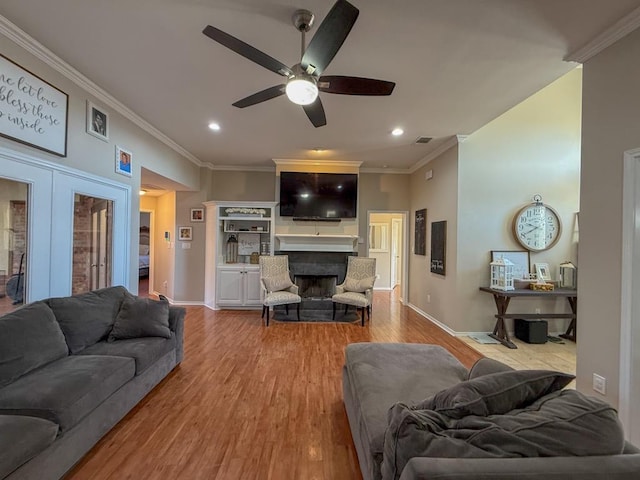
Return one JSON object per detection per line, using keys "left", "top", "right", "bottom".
{"left": 512, "top": 203, "right": 561, "bottom": 251}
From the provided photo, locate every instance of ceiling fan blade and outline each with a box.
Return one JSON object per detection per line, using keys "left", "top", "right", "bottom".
{"left": 301, "top": 0, "right": 359, "bottom": 76}
{"left": 232, "top": 85, "right": 286, "bottom": 108}
{"left": 203, "top": 25, "right": 293, "bottom": 77}
{"left": 302, "top": 98, "right": 327, "bottom": 128}
{"left": 318, "top": 76, "right": 395, "bottom": 95}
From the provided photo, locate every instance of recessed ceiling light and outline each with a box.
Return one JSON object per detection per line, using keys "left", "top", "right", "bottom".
{"left": 391, "top": 127, "right": 404, "bottom": 136}
{"left": 208, "top": 122, "right": 221, "bottom": 131}
{"left": 313, "top": 148, "right": 324, "bottom": 152}
{"left": 139, "top": 189, "right": 147, "bottom": 196}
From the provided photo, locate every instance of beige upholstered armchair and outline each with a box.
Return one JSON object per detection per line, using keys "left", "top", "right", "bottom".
{"left": 259, "top": 255, "right": 301, "bottom": 326}
{"left": 332, "top": 256, "right": 376, "bottom": 326}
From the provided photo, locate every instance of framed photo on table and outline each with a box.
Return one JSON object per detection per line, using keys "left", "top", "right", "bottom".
{"left": 535, "top": 263, "right": 552, "bottom": 282}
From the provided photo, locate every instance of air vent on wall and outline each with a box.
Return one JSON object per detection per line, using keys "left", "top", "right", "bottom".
{"left": 415, "top": 137, "right": 432, "bottom": 144}
{"left": 141, "top": 184, "right": 163, "bottom": 190}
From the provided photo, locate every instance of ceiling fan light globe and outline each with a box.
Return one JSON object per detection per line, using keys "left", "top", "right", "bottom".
{"left": 286, "top": 78, "right": 318, "bottom": 105}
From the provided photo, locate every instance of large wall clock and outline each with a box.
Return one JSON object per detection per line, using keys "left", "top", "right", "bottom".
{"left": 511, "top": 195, "right": 562, "bottom": 251}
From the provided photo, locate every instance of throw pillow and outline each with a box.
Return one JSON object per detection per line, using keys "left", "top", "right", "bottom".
{"left": 263, "top": 271, "right": 294, "bottom": 292}
{"left": 47, "top": 286, "right": 128, "bottom": 353}
{"left": 343, "top": 276, "right": 375, "bottom": 293}
{"left": 414, "top": 369, "right": 575, "bottom": 418}
{"left": 108, "top": 296, "right": 171, "bottom": 341}
{"left": 466, "top": 357, "right": 515, "bottom": 380}
{"left": 0, "top": 301, "right": 68, "bottom": 388}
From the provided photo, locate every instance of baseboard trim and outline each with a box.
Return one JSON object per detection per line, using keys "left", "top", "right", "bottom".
{"left": 407, "top": 303, "right": 457, "bottom": 337}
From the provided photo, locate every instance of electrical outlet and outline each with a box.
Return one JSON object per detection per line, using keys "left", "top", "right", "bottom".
{"left": 427, "top": 294, "right": 431, "bottom": 303}
{"left": 163, "top": 280, "right": 168, "bottom": 289}
{"left": 593, "top": 373, "right": 606, "bottom": 395}
{"left": 535, "top": 307, "right": 541, "bottom": 314}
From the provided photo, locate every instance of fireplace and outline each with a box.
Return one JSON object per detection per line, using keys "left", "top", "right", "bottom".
{"left": 275, "top": 251, "right": 356, "bottom": 320}
{"left": 295, "top": 275, "right": 337, "bottom": 299}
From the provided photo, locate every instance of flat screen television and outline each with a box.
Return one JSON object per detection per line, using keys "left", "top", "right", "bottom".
{"left": 279, "top": 172, "right": 358, "bottom": 219}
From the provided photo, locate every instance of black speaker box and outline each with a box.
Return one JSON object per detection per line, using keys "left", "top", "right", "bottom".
{"left": 514, "top": 318, "right": 548, "bottom": 344}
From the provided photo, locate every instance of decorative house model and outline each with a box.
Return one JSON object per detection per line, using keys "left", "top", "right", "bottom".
{"left": 559, "top": 261, "right": 577, "bottom": 289}
{"left": 490, "top": 257, "right": 515, "bottom": 291}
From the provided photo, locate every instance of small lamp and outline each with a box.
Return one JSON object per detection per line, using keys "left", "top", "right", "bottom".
{"left": 559, "top": 261, "right": 577, "bottom": 289}
{"left": 490, "top": 257, "right": 515, "bottom": 291}
{"left": 226, "top": 234, "right": 238, "bottom": 264}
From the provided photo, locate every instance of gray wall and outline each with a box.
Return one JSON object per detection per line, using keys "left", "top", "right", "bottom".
{"left": 0, "top": 35, "right": 200, "bottom": 292}
{"left": 579, "top": 27, "right": 640, "bottom": 406}
{"left": 408, "top": 145, "right": 460, "bottom": 327}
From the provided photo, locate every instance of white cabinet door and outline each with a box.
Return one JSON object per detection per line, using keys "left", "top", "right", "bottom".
{"left": 216, "top": 268, "right": 243, "bottom": 305}
{"left": 245, "top": 269, "right": 262, "bottom": 305}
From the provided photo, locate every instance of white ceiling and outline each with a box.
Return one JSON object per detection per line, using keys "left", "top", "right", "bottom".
{"left": 2, "top": 0, "right": 640, "bottom": 173}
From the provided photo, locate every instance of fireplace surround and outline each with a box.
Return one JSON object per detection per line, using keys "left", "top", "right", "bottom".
{"left": 274, "top": 251, "right": 358, "bottom": 321}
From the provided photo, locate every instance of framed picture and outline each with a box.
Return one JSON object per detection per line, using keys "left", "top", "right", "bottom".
{"left": 415, "top": 208, "right": 426, "bottom": 255}
{"left": 86, "top": 101, "right": 109, "bottom": 141}
{"left": 190, "top": 208, "right": 204, "bottom": 222}
{"left": 535, "top": 263, "right": 552, "bottom": 282}
{"left": 237, "top": 233, "right": 260, "bottom": 255}
{"left": 491, "top": 250, "right": 531, "bottom": 280}
{"left": 430, "top": 220, "right": 446, "bottom": 275}
{"left": 178, "top": 226, "right": 192, "bottom": 241}
{"left": 0, "top": 54, "right": 68, "bottom": 156}
{"left": 115, "top": 145, "right": 132, "bottom": 177}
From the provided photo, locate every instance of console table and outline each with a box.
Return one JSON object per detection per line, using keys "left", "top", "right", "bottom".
{"left": 479, "top": 287, "right": 577, "bottom": 349}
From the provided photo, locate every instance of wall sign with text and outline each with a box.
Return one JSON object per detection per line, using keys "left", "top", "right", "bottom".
{"left": 0, "top": 54, "right": 68, "bottom": 157}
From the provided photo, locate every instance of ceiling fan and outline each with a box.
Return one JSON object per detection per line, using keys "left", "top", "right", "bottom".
{"left": 202, "top": 0, "right": 395, "bottom": 128}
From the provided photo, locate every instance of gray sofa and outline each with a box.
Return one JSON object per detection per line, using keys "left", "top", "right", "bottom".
{"left": 343, "top": 342, "right": 640, "bottom": 480}
{"left": 0, "top": 286, "right": 185, "bottom": 480}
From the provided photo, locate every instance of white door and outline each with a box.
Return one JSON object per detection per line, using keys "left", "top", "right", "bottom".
{"left": 391, "top": 218, "right": 402, "bottom": 288}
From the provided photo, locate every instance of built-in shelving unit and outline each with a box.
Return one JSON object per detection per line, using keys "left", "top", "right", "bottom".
{"left": 203, "top": 201, "right": 277, "bottom": 310}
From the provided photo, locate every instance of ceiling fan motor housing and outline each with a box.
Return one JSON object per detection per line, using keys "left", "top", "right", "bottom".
{"left": 292, "top": 9, "right": 315, "bottom": 32}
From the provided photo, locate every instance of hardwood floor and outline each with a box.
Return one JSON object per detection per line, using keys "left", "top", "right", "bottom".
{"left": 65, "top": 290, "right": 482, "bottom": 480}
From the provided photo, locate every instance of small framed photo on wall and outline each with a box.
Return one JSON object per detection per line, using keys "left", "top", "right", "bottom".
{"left": 178, "top": 226, "right": 193, "bottom": 241}
{"left": 115, "top": 145, "right": 132, "bottom": 177}
{"left": 86, "top": 101, "right": 109, "bottom": 142}
{"left": 190, "top": 208, "right": 204, "bottom": 222}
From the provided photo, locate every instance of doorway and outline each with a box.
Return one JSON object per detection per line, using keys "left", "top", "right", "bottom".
{"left": 367, "top": 211, "right": 407, "bottom": 302}
{"left": 139, "top": 210, "right": 153, "bottom": 296}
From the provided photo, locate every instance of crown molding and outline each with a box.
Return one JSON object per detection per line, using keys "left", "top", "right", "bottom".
{"left": 205, "top": 164, "right": 275, "bottom": 172}
{"left": 0, "top": 15, "right": 203, "bottom": 167}
{"left": 360, "top": 167, "right": 409, "bottom": 174}
{"left": 565, "top": 6, "right": 640, "bottom": 63}
{"left": 408, "top": 135, "right": 464, "bottom": 173}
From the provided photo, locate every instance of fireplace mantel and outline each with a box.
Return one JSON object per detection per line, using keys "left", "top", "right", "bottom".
{"left": 275, "top": 234, "right": 358, "bottom": 252}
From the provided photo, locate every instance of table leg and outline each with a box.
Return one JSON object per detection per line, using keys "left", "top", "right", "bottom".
{"left": 487, "top": 294, "right": 517, "bottom": 349}
{"left": 559, "top": 296, "right": 577, "bottom": 342}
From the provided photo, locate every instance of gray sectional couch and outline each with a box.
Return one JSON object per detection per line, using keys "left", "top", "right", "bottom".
{"left": 343, "top": 342, "right": 640, "bottom": 480}
{"left": 0, "top": 286, "right": 185, "bottom": 480}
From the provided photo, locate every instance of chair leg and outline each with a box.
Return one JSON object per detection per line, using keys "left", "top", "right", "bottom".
{"left": 367, "top": 305, "right": 371, "bottom": 321}
{"left": 285, "top": 304, "right": 289, "bottom": 315}
{"left": 266, "top": 306, "right": 270, "bottom": 327}
{"left": 344, "top": 304, "right": 348, "bottom": 314}
{"left": 332, "top": 302, "right": 336, "bottom": 320}
{"left": 262, "top": 305, "right": 266, "bottom": 319}
{"left": 297, "top": 303, "right": 300, "bottom": 321}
